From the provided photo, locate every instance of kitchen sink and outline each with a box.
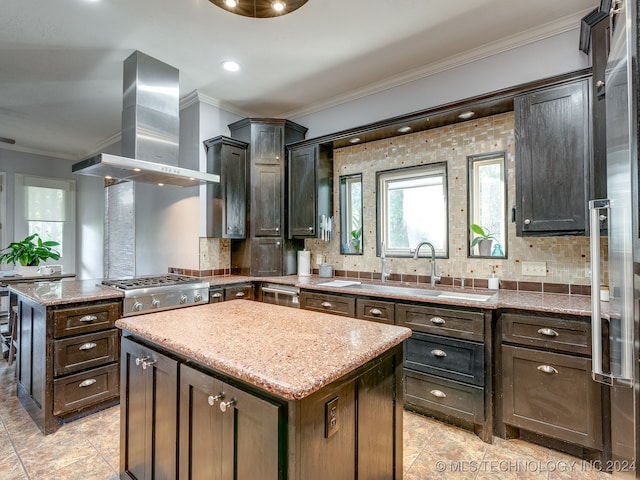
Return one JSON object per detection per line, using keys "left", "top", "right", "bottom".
{"left": 352, "top": 283, "right": 494, "bottom": 302}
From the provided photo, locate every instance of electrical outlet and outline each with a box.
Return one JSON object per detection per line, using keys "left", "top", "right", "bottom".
{"left": 522, "top": 261, "right": 547, "bottom": 277}
{"left": 324, "top": 396, "right": 339, "bottom": 438}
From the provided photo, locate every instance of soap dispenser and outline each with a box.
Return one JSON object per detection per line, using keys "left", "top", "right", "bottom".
{"left": 488, "top": 265, "right": 499, "bottom": 290}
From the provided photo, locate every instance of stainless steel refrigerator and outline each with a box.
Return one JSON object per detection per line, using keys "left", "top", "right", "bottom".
{"left": 590, "top": 0, "right": 639, "bottom": 477}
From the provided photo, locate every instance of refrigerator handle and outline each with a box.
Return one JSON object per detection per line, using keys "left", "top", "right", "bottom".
{"left": 589, "top": 199, "right": 609, "bottom": 383}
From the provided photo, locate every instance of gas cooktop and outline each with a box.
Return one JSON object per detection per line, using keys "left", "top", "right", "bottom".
{"left": 102, "top": 274, "right": 202, "bottom": 290}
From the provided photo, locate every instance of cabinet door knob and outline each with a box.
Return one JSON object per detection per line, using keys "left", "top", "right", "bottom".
{"left": 524, "top": 218, "right": 531, "bottom": 225}
{"left": 321, "top": 301, "right": 333, "bottom": 309}
{"left": 430, "top": 316, "right": 446, "bottom": 325}
{"left": 369, "top": 308, "right": 382, "bottom": 316}
{"left": 79, "top": 342, "right": 97, "bottom": 351}
{"left": 235, "top": 291, "right": 246, "bottom": 298}
{"left": 430, "top": 349, "right": 447, "bottom": 358}
{"left": 79, "top": 379, "right": 97, "bottom": 388}
{"left": 537, "top": 328, "right": 559, "bottom": 337}
{"left": 430, "top": 389, "right": 447, "bottom": 398}
{"left": 211, "top": 292, "right": 222, "bottom": 299}
{"left": 135, "top": 356, "right": 149, "bottom": 366}
{"left": 208, "top": 393, "right": 224, "bottom": 406}
{"left": 142, "top": 360, "right": 157, "bottom": 370}
{"left": 596, "top": 80, "right": 605, "bottom": 88}
{"left": 79, "top": 315, "right": 98, "bottom": 323}
{"left": 537, "top": 365, "right": 558, "bottom": 374}
{"left": 220, "top": 398, "right": 236, "bottom": 412}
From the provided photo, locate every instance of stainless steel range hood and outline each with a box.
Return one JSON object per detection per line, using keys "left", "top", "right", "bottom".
{"left": 72, "top": 51, "right": 219, "bottom": 186}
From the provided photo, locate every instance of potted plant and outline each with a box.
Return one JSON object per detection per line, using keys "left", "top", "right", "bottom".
{"left": 0, "top": 233, "right": 60, "bottom": 274}
{"left": 470, "top": 224, "right": 499, "bottom": 256}
{"left": 351, "top": 226, "right": 363, "bottom": 253}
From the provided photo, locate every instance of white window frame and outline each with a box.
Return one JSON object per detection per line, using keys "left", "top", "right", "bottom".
{"left": 14, "top": 174, "right": 76, "bottom": 273}
{"left": 377, "top": 163, "right": 448, "bottom": 258}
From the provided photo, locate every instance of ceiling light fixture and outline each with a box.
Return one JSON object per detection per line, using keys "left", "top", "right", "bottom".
{"left": 397, "top": 126, "right": 412, "bottom": 133}
{"left": 458, "top": 111, "right": 475, "bottom": 120}
{"left": 222, "top": 60, "right": 240, "bottom": 72}
{"left": 349, "top": 138, "right": 361, "bottom": 144}
{"left": 209, "top": 0, "right": 308, "bottom": 18}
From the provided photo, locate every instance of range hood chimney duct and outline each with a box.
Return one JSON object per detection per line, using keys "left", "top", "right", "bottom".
{"left": 72, "top": 51, "right": 219, "bottom": 186}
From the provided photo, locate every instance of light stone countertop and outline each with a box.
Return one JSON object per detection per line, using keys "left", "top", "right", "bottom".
{"left": 116, "top": 300, "right": 412, "bottom": 401}
{"left": 8, "top": 279, "right": 123, "bottom": 306}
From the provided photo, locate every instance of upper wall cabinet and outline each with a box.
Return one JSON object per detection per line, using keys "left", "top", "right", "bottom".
{"left": 288, "top": 143, "right": 333, "bottom": 239}
{"left": 515, "top": 78, "right": 591, "bottom": 236}
{"left": 204, "top": 135, "right": 249, "bottom": 239}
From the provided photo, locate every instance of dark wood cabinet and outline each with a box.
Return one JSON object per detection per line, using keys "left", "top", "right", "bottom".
{"left": 120, "top": 336, "right": 179, "bottom": 480}
{"left": 515, "top": 77, "right": 591, "bottom": 236}
{"left": 356, "top": 298, "right": 395, "bottom": 324}
{"left": 14, "top": 295, "right": 120, "bottom": 435}
{"left": 498, "top": 311, "right": 603, "bottom": 451}
{"left": 204, "top": 136, "right": 248, "bottom": 239}
{"left": 228, "top": 118, "right": 307, "bottom": 276}
{"left": 209, "top": 283, "right": 255, "bottom": 303}
{"left": 179, "top": 364, "right": 282, "bottom": 480}
{"left": 589, "top": 16, "right": 609, "bottom": 201}
{"left": 287, "top": 143, "right": 333, "bottom": 239}
{"left": 299, "top": 290, "right": 356, "bottom": 317}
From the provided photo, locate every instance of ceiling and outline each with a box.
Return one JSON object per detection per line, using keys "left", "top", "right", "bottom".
{"left": 1, "top": 0, "right": 596, "bottom": 161}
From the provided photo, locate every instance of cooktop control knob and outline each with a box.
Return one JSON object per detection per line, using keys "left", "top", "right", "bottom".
{"left": 194, "top": 292, "right": 203, "bottom": 303}
{"left": 180, "top": 294, "right": 188, "bottom": 304}
{"left": 151, "top": 297, "right": 160, "bottom": 308}
{"left": 133, "top": 301, "right": 143, "bottom": 312}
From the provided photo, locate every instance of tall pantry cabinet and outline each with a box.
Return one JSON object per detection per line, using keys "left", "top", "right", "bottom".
{"left": 228, "top": 118, "right": 307, "bottom": 276}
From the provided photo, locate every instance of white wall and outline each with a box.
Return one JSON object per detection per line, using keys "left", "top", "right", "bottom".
{"left": 293, "top": 29, "right": 590, "bottom": 139}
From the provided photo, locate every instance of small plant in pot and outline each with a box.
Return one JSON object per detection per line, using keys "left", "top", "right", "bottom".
{"left": 470, "top": 224, "right": 499, "bottom": 256}
{"left": 0, "top": 233, "right": 60, "bottom": 274}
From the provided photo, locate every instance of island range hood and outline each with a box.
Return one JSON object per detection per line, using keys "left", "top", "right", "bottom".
{"left": 72, "top": 51, "right": 219, "bottom": 187}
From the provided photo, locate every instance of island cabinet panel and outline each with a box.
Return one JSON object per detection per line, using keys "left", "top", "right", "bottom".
{"left": 515, "top": 78, "right": 591, "bottom": 236}
{"left": 120, "top": 337, "right": 178, "bottom": 480}
{"left": 13, "top": 293, "right": 121, "bottom": 435}
{"left": 179, "top": 364, "right": 282, "bottom": 480}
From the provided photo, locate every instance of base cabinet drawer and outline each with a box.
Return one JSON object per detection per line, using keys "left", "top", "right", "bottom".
{"left": 53, "top": 302, "right": 120, "bottom": 338}
{"left": 404, "top": 369, "right": 483, "bottom": 424}
{"left": 502, "top": 345, "right": 602, "bottom": 449}
{"left": 396, "top": 303, "right": 484, "bottom": 341}
{"left": 356, "top": 298, "right": 395, "bottom": 324}
{"left": 300, "top": 291, "right": 355, "bottom": 317}
{"left": 54, "top": 329, "right": 119, "bottom": 376}
{"left": 53, "top": 363, "right": 119, "bottom": 415}
{"left": 405, "top": 332, "right": 484, "bottom": 386}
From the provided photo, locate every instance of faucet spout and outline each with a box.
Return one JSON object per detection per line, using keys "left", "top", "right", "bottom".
{"left": 413, "top": 241, "right": 440, "bottom": 286}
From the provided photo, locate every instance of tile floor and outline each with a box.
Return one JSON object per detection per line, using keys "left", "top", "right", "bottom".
{"left": 0, "top": 358, "right": 611, "bottom": 480}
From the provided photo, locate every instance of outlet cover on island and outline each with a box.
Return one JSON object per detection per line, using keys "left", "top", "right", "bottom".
{"left": 522, "top": 261, "right": 547, "bottom": 277}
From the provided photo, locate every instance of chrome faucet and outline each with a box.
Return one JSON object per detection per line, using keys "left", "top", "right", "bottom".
{"left": 413, "top": 241, "right": 440, "bottom": 286}
{"left": 381, "top": 241, "right": 390, "bottom": 282}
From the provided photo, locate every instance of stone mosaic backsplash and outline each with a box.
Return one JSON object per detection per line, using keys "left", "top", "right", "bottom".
{"left": 305, "top": 112, "right": 601, "bottom": 290}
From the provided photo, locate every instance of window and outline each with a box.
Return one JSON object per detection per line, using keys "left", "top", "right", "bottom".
{"left": 340, "top": 174, "right": 363, "bottom": 254}
{"left": 467, "top": 152, "right": 507, "bottom": 258}
{"left": 14, "top": 174, "right": 76, "bottom": 272}
{"left": 377, "top": 163, "right": 448, "bottom": 257}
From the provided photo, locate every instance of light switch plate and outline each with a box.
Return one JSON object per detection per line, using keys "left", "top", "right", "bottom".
{"left": 325, "top": 396, "right": 339, "bottom": 438}
{"left": 522, "top": 261, "right": 547, "bottom": 277}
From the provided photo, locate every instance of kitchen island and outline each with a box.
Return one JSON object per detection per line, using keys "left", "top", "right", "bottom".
{"left": 116, "top": 300, "right": 411, "bottom": 480}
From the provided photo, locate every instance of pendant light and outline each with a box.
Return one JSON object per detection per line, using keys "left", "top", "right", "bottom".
{"left": 209, "top": 0, "right": 308, "bottom": 18}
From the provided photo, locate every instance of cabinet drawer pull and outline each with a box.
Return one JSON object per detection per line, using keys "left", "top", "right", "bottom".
{"left": 79, "top": 342, "right": 97, "bottom": 351}
{"left": 537, "top": 328, "right": 559, "bottom": 337}
{"left": 430, "top": 317, "right": 445, "bottom": 325}
{"left": 321, "top": 301, "right": 333, "bottom": 309}
{"left": 235, "top": 291, "right": 246, "bottom": 298}
{"left": 208, "top": 393, "right": 224, "bottom": 406}
{"left": 220, "top": 398, "right": 236, "bottom": 412}
{"left": 79, "top": 315, "right": 98, "bottom": 323}
{"left": 79, "top": 379, "right": 97, "bottom": 388}
{"left": 135, "top": 356, "right": 149, "bottom": 366}
{"left": 430, "top": 389, "right": 447, "bottom": 398}
{"left": 211, "top": 292, "right": 222, "bottom": 299}
{"left": 430, "top": 349, "right": 447, "bottom": 358}
{"left": 369, "top": 308, "right": 382, "bottom": 316}
{"left": 537, "top": 365, "right": 558, "bottom": 374}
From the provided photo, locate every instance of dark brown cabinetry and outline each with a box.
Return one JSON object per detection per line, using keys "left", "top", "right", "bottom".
{"left": 515, "top": 77, "right": 591, "bottom": 236}
{"left": 204, "top": 136, "right": 248, "bottom": 239}
{"left": 287, "top": 143, "right": 333, "bottom": 238}
{"left": 299, "top": 290, "right": 356, "bottom": 317}
{"left": 179, "top": 364, "right": 282, "bottom": 480}
{"left": 14, "top": 295, "right": 120, "bottom": 434}
{"left": 499, "top": 311, "right": 603, "bottom": 451}
{"left": 120, "top": 336, "right": 178, "bottom": 480}
{"left": 210, "top": 283, "right": 255, "bottom": 303}
{"left": 228, "top": 118, "right": 307, "bottom": 276}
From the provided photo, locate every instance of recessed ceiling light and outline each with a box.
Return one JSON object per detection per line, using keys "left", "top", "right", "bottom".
{"left": 133, "top": 168, "right": 141, "bottom": 172}
{"left": 349, "top": 137, "right": 361, "bottom": 144}
{"left": 458, "top": 111, "right": 475, "bottom": 120}
{"left": 272, "top": 1, "right": 286, "bottom": 11}
{"left": 105, "top": 176, "right": 112, "bottom": 180}
{"left": 222, "top": 60, "right": 240, "bottom": 72}
{"left": 397, "top": 126, "right": 412, "bottom": 133}
{"left": 158, "top": 183, "right": 165, "bottom": 186}
{"left": 224, "top": 0, "right": 238, "bottom": 6}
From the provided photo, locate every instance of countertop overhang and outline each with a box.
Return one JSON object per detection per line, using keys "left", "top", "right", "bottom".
{"left": 116, "top": 300, "right": 412, "bottom": 401}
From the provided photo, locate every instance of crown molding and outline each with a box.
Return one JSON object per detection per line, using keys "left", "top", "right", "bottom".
{"left": 0, "top": 142, "right": 77, "bottom": 161}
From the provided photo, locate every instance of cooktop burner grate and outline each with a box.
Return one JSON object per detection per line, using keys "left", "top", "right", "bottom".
{"left": 102, "top": 274, "right": 201, "bottom": 290}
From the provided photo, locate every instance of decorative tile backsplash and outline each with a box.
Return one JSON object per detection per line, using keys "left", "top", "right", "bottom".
{"left": 306, "top": 112, "right": 597, "bottom": 288}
